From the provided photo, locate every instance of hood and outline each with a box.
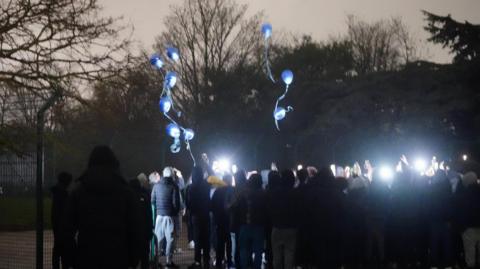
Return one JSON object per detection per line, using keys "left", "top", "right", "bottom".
{"left": 80, "top": 166, "right": 125, "bottom": 193}
{"left": 161, "top": 176, "right": 175, "bottom": 185}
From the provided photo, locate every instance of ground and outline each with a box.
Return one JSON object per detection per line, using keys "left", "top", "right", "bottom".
{"left": 0, "top": 227, "right": 195, "bottom": 268}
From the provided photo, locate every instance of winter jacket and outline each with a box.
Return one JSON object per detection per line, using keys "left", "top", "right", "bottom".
{"left": 456, "top": 183, "right": 480, "bottom": 230}
{"left": 151, "top": 177, "right": 181, "bottom": 217}
{"left": 186, "top": 176, "right": 211, "bottom": 219}
{"left": 267, "top": 187, "right": 298, "bottom": 229}
{"left": 62, "top": 167, "right": 142, "bottom": 269}
{"left": 51, "top": 184, "right": 69, "bottom": 233}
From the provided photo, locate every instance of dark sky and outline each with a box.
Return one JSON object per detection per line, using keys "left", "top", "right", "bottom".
{"left": 101, "top": 0, "right": 480, "bottom": 63}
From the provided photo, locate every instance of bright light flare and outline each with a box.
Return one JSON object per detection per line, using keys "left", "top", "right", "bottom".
{"left": 463, "top": 154, "right": 468, "bottom": 161}
{"left": 213, "top": 158, "right": 231, "bottom": 173}
{"left": 414, "top": 158, "right": 427, "bottom": 172}
{"left": 297, "top": 164, "right": 303, "bottom": 171}
{"left": 379, "top": 166, "right": 394, "bottom": 181}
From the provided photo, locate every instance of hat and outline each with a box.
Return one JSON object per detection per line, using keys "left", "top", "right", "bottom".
{"left": 462, "top": 172, "right": 478, "bottom": 187}
{"left": 163, "top": 167, "right": 173, "bottom": 178}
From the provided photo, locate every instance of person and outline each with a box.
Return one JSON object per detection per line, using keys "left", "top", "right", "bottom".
{"left": 228, "top": 169, "right": 248, "bottom": 269}
{"left": 304, "top": 167, "right": 344, "bottom": 268}
{"left": 344, "top": 172, "right": 368, "bottom": 268}
{"left": 233, "top": 173, "right": 267, "bottom": 269}
{"left": 129, "top": 175, "right": 154, "bottom": 269}
{"left": 62, "top": 145, "right": 142, "bottom": 269}
{"left": 151, "top": 167, "right": 181, "bottom": 268}
{"left": 456, "top": 172, "right": 480, "bottom": 268}
{"left": 295, "top": 169, "right": 310, "bottom": 268}
{"left": 365, "top": 169, "right": 390, "bottom": 268}
{"left": 426, "top": 171, "right": 454, "bottom": 269}
{"left": 51, "top": 171, "right": 73, "bottom": 269}
{"left": 268, "top": 170, "right": 298, "bottom": 269}
{"left": 187, "top": 166, "right": 212, "bottom": 269}
{"left": 211, "top": 174, "right": 234, "bottom": 268}
{"left": 172, "top": 168, "right": 186, "bottom": 254}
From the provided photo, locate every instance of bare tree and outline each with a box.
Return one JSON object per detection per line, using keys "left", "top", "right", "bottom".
{"left": 346, "top": 15, "right": 419, "bottom": 74}
{"left": 0, "top": 0, "right": 131, "bottom": 98}
{"left": 155, "top": 0, "right": 264, "bottom": 124}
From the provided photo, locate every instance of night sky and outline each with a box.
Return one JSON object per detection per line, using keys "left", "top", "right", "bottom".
{"left": 101, "top": 0, "right": 480, "bottom": 63}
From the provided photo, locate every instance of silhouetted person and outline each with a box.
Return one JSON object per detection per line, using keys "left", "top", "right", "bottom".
{"left": 268, "top": 170, "right": 298, "bottom": 269}
{"left": 304, "top": 167, "right": 344, "bottom": 268}
{"left": 425, "top": 172, "right": 454, "bottom": 269}
{"left": 457, "top": 172, "right": 480, "bottom": 268}
{"left": 211, "top": 174, "right": 234, "bottom": 268}
{"left": 295, "top": 169, "right": 310, "bottom": 268}
{"left": 365, "top": 169, "right": 390, "bottom": 268}
{"left": 344, "top": 175, "right": 368, "bottom": 268}
{"left": 151, "top": 167, "right": 181, "bottom": 268}
{"left": 228, "top": 169, "right": 248, "bottom": 269}
{"left": 62, "top": 145, "right": 142, "bottom": 269}
{"left": 233, "top": 173, "right": 267, "bottom": 269}
{"left": 51, "top": 172, "right": 72, "bottom": 269}
{"left": 129, "top": 176, "right": 153, "bottom": 269}
{"left": 187, "top": 166, "right": 212, "bottom": 269}
{"left": 265, "top": 170, "right": 282, "bottom": 269}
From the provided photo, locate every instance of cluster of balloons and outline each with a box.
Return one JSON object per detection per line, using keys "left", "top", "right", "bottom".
{"left": 150, "top": 48, "right": 196, "bottom": 164}
{"left": 261, "top": 23, "right": 295, "bottom": 131}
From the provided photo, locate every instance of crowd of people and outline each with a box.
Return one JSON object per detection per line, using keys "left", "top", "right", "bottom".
{"left": 50, "top": 145, "right": 480, "bottom": 269}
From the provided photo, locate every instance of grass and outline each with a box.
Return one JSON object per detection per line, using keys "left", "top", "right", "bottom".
{"left": 0, "top": 196, "right": 52, "bottom": 231}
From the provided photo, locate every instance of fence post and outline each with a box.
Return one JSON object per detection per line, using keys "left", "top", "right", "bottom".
{"left": 36, "top": 88, "right": 61, "bottom": 269}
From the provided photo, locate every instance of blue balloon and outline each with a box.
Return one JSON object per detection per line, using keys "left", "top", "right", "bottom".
{"left": 166, "top": 123, "right": 181, "bottom": 138}
{"left": 184, "top": 128, "right": 195, "bottom": 141}
{"left": 150, "top": 54, "right": 163, "bottom": 69}
{"left": 159, "top": 97, "right": 172, "bottom": 113}
{"left": 261, "top": 23, "right": 272, "bottom": 39}
{"left": 281, "top": 69, "right": 293, "bottom": 85}
{"left": 165, "top": 71, "right": 177, "bottom": 88}
{"left": 166, "top": 47, "right": 180, "bottom": 62}
{"left": 274, "top": 107, "right": 286, "bottom": 121}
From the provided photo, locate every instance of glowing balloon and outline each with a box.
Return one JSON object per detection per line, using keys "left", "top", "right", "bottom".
{"left": 274, "top": 107, "right": 286, "bottom": 121}
{"left": 261, "top": 23, "right": 272, "bottom": 39}
{"left": 165, "top": 71, "right": 177, "bottom": 88}
{"left": 159, "top": 97, "right": 172, "bottom": 113}
{"left": 281, "top": 69, "right": 293, "bottom": 85}
{"left": 166, "top": 47, "right": 180, "bottom": 62}
{"left": 184, "top": 128, "right": 195, "bottom": 141}
{"left": 166, "top": 123, "right": 181, "bottom": 138}
{"left": 150, "top": 54, "right": 163, "bottom": 69}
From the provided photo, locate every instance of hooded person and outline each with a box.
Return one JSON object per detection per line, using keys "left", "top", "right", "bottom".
{"left": 268, "top": 169, "right": 298, "bottom": 269}
{"left": 186, "top": 166, "right": 212, "bottom": 269}
{"left": 62, "top": 145, "right": 142, "bottom": 269}
{"left": 129, "top": 176, "right": 154, "bottom": 269}
{"left": 151, "top": 166, "right": 181, "bottom": 268}
{"left": 234, "top": 173, "right": 267, "bottom": 269}
{"left": 51, "top": 172, "right": 73, "bottom": 269}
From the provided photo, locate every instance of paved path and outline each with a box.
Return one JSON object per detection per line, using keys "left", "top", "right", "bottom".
{"left": 0, "top": 229, "right": 195, "bottom": 269}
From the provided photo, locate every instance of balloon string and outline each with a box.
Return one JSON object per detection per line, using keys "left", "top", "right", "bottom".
{"left": 185, "top": 141, "right": 196, "bottom": 166}
{"left": 264, "top": 39, "right": 275, "bottom": 83}
{"left": 273, "top": 85, "right": 292, "bottom": 131}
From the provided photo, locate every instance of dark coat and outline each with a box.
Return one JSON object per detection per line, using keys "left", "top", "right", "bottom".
{"left": 456, "top": 183, "right": 480, "bottom": 230}
{"left": 51, "top": 184, "right": 69, "bottom": 234}
{"left": 62, "top": 167, "right": 142, "bottom": 269}
{"left": 211, "top": 186, "right": 233, "bottom": 228}
{"left": 186, "top": 174, "right": 211, "bottom": 219}
{"left": 267, "top": 186, "right": 298, "bottom": 229}
{"left": 151, "top": 177, "right": 180, "bottom": 217}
